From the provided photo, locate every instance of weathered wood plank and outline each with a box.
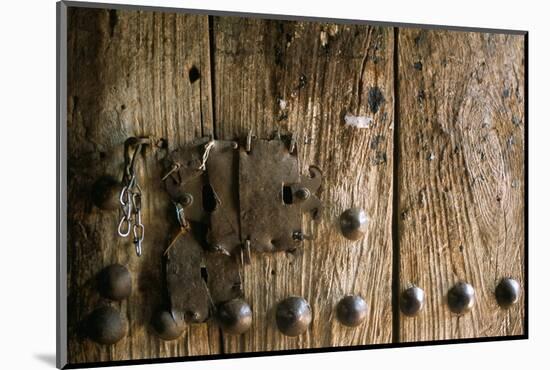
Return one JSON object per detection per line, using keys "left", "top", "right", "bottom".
{"left": 212, "top": 17, "right": 394, "bottom": 351}
{"left": 397, "top": 29, "right": 525, "bottom": 341}
{"left": 66, "top": 7, "right": 217, "bottom": 364}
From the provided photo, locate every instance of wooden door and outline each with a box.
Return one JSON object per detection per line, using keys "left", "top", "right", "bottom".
{"left": 397, "top": 29, "right": 525, "bottom": 341}
{"left": 63, "top": 4, "right": 525, "bottom": 366}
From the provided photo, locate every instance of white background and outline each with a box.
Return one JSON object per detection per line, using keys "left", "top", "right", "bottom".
{"left": 0, "top": 0, "right": 546, "bottom": 368}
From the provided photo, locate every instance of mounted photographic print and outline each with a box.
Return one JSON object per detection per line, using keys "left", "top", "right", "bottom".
{"left": 56, "top": 1, "right": 527, "bottom": 368}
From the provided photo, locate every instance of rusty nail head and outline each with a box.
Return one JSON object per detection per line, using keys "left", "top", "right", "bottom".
{"left": 447, "top": 282, "right": 475, "bottom": 315}
{"left": 86, "top": 306, "right": 127, "bottom": 345}
{"left": 400, "top": 286, "right": 425, "bottom": 317}
{"left": 151, "top": 309, "right": 184, "bottom": 341}
{"left": 97, "top": 264, "right": 132, "bottom": 301}
{"left": 276, "top": 296, "right": 312, "bottom": 337}
{"left": 339, "top": 208, "right": 368, "bottom": 241}
{"left": 336, "top": 295, "right": 368, "bottom": 327}
{"left": 217, "top": 299, "right": 253, "bottom": 335}
{"left": 495, "top": 278, "right": 520, "bottom": 309}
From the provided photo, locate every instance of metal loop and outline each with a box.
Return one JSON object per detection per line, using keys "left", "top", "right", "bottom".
{"left": 133, "top": 223, "right": 144, "bottom": 241}
{"left": 128, "top": 174, "right": 137, "bottom": 191}
{"left": 117, "top": 216, "right": 132, "bottom": 237}
{"left": 119, "top": 185, "right": 129, "bottom": 206}
{"left": 131, "top": 192, "right": 142, "bottom": 211}
{"left": 134, "top": 241, "right": 142, "bottom": 257}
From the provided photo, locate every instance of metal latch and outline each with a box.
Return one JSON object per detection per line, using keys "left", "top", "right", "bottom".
{"left": 160, "top": 132, "right": 322, "bottom": 325}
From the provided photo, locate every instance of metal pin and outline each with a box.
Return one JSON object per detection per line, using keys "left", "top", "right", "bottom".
{"left": 246, "top": 130, "right": 252, "bottom": 152}
{"left": 294, "top": 187, "right": 311, "bottom": 201}
{"left": 241, "top": 240, "right": 251, "bottom": 265}
{"left": 212, "top": 244, "right": 231, "bottom": 256}
{"left": 289, "top": 133, "right": 297, "bottom": 153}
{"left": 161, "top": 163, "right": 181, "bottom": 181}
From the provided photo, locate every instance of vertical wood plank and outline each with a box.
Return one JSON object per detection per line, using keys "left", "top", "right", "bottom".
{"left": 212, "top": 17, "right": 394, "bottom": 351}
{"left": 397, "top": 29, "right": 525, "bottom": 341}
{"left": 66, "top": 7, "right": 218, "bottom": 364}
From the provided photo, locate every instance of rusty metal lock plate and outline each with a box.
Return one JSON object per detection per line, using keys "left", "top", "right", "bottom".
{"left": 204, "top": 140, "right": 241, "bottom": 256}
{"left": 164, "top": 135, "right": 322, "bottom": 322}
{"left": 165, "top": 230, "right": 210, "bottom": 323}
{"left": 239, "top": 138, "right": 302, "bottom": 252}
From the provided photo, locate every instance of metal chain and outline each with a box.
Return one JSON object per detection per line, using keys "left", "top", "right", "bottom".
{"left": 117, "top": 139, "right": 148, "bottom": 257}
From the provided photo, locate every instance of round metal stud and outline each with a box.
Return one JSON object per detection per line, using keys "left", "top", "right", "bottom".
{"left": 216, "top": 299, "right": 253, "bottom": 335}
{"left": 400, "top": 286, "right": 425, "bottom": 317}
{"left": 495, "top": 278, "right": 521, "bottom": 309}
{"left": 447, "top": 282, "right": 475, "bottom": 315}
{"left": 336, "top": 295, "right": 368, "bottom": 327}
{"left": 294, "top": 187, "right": 311, "bottom": 201}
{"left": 86, "top": 306, "right": 127, "bottom": 345}
{"left": 275, "top": 296, "right": 312, "bottom": 337}
{"left": 97, "top": 264, "right": 132, "bottom": 301}
{"left": 339, "top": 208, "right": 368, "bottom": 241}
{"left": 91, "top": 176, "right": 121, "bottom": 211}
{"left": 180, "top": 193, "right": 194, "bottom": 207}
{"left": 151, "top": 309, "right": 184, "bottom": 341}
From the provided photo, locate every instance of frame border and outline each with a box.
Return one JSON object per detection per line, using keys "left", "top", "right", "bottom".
{"left": 56, "top": 1, "right": 529, "bottom": 368}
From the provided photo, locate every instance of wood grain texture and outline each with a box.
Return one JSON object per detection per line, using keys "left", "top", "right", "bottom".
{"left": 212, "top": 17, "right": 394, "bottom": 351}
{"left": 397, "top": 29, "right": 525, "bottom": 341}
{"left": 66, "top": 7, "right": 218, "bottom": 364}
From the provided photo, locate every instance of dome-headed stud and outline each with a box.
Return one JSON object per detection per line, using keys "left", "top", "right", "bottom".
{"left": 86, "top": 306, "right": 127, "bottom": 345}
{"left": 339, "top": 208, "right": 368, "bottom": 241}
{"left": 91, "top": 176, "right": 121, "bottom": 211}
{"left": 217, "top": 299, "right": 252, "bottom": 335}
{"left": 151, "top": 309, "right": 184, "bottom": 341}
{"left": 336, "top": 295, "right": 368, "bottom": 327}
{"left": 294, "top": 187, "right": 311, "bottom": 201}
{"left": 275, "top": 296, "right": 312, "bottom": 337}
{"left": 400, "top": 286, "right": 425, "bottom": 317}
{"left": 97, "top": 264, "right": 132, "bottom": 301}
{"left": 495, "top": 278, "right": 521, "bottom": 309}
{"left": 447, "top": 282, "right": 475, "bottom": 315}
